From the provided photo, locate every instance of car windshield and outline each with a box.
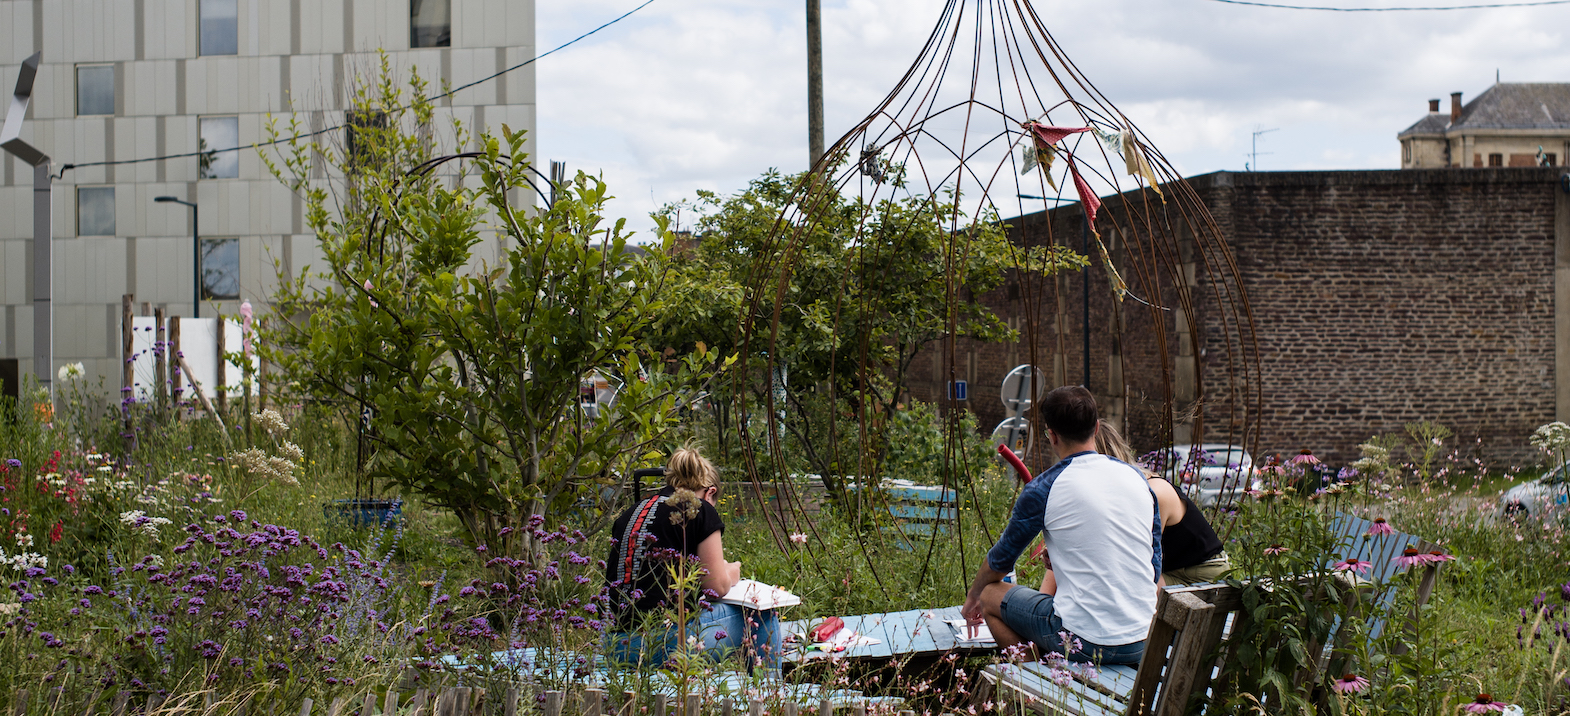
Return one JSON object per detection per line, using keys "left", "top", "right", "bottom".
{"left": 1203, "top": 449, "right": 1247, "bottom": 468}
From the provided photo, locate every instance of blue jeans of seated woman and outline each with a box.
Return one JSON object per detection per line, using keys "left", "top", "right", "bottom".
{"left": 608, "top": 603, "right": 783, "bottom": 669}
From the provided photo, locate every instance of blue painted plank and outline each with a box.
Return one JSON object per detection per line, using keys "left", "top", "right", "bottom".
{"left": 887, "top": 505, "right": 957, "bottom": 520}
{"left": 985, "top": 662, "right": 1126, "bottom": 716}
{"left": 782, "top": 606, "right": 995, "bottom": 662}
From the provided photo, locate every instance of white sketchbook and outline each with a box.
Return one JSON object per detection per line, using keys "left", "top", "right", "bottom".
{"left": 720, "top": 579, "right": 802, "bottom": 610}
{"left": 946, "top": 618, "right": 996, "bottom": 645}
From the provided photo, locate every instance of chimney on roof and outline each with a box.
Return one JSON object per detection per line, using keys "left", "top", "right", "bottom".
{"left": 1428, "top": 99, "right": 1440, "bottom": 113}
{"left": 1450, "top": 92, "right": 1463, "bottom": 122}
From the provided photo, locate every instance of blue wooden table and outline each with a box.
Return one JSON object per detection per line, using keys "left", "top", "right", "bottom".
{"left": 782, "top": 605, "right": 999, "bottom": 663}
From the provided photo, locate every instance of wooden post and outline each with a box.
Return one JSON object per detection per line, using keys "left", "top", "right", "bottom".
{"left": 109, "top": 692, "right": 130, "bottom": 716}
{"left": 202, "top": 692, "right": 216, "bottom": 716}
{"left": 169, "top": 316, "right": 183, "bottom": 419}
{"left": 9, "top": 689, "right": 27, "bottom": 716}
{"left": 817, "top": 699, "right": 831, "bottom": 716}
{"left": 583, "top": 690, "right": 603, "bottom": 716}
{"left": 620, "top": 692, "right": 636, "bottom": 716}
{"left": 503, "top": 689, "right": 518, "bottom": 716}
{"left": 216, "top": 315, "right": 227, "bottom": 415}
{"left": 720, "top": 700, "right": 731, "bottom": 716}
{"left": 326, "top": 697, "right": 347, "bottom": 716}
{"left": 684, "top": 694, "right": 699, "bottom": 716}
{"left": 784, "top": 704, "right": 797, "bottom": 716}
{"left": 361, "top": 694, "right": 379, "bottom": 716}
{"left": 851, "top": 704, "right": 864, "bottom": 716}
{"left": 654, "top": 695, "right": 668, "bottom": 716}
{"left": 259, "top": 354, "right": 269, "bottom": 411}
{"left": 454, "top": 688, "right": 473, "bottom": 716}
{"left": 81, "top": 688, "right": 104, "bottom": 716}
{"left": 543, "top": 693, "right": 562, "bottom": 716}
{"left": 408, "top": 692, "right": 427, "bottom": 716}
{"left": 120, "top": 294, "right": 134, "bottom": 393}
{"left": 298, "top": 698, "right": 314, "bottom": 716}
{"left": 153, "top": 307, "right": 167, "bottom": 418}
{"left": 747, "top": 700, "right": 762, "bottom": 716}
{"left": 383, "top": 691, "right": 400, "bottom": 716}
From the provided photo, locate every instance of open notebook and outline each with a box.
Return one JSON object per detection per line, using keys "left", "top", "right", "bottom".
{"left": 946, "top": 618, "right": 996, "bottom": 645}
{"left": 720, "top": 579, "right": 802, "bottom": 609}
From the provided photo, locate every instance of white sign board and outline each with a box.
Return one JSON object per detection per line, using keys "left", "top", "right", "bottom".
{"left": 1000, "top": 364, "right": 1046, "bottom": 416}
{"left": 128, "top": 317, "right": 258, "bottom": 401}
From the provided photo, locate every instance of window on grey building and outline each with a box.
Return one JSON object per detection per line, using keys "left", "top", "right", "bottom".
{"left": 76, "top": 65, "right": 114, "bottom": 116}
{"left": 411, "top": 0, "right": 451, "bottom": 48}
{"left": 201, "top": 238, "right": 241, "bottom": 300}
{"left": 77, "top": 187, "right": 115, "bottom": 236}
{"left": 200, "top": 0, "right": 239, "bottom": 56}
{"left": 199, "top": 116, "right": 240, "bottom": 179}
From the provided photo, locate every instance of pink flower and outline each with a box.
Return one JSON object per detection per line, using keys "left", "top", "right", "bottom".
{"left": 1463, "top": 694, "right": 1506, "bottom": 713}
{"left": 1393, "top": 547, "right": 1426, "bottom": 568}
{"left": 1366, "top": 518, "right": 1395, "bottom": 536}
{"left": 789, "top": 533, "right": 807, "bottom": 544}
{"left": 239, "top": 300, "right": 254, "bottom": 354}
{"left": 1264, "top": 544, "right": 1289, "bottom": 556}
{"left": 1331, "top": 673, "right": 1369, "bottom": 694}
{"left": 1290, "top": 449, "right": 1320, "bottom": 466}
{"left": 363, "top": 279, "right": 374, "bottom": 291}
{"left": 1334, "top": 558, "right": 1373, "bottom": 574}
{"left": 1424, "top": 550, "right": 1456, "bottom": 564}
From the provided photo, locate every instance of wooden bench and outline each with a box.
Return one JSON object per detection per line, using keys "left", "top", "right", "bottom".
{"left": 978, "top": 512, "right": 1445, "bottom": 715}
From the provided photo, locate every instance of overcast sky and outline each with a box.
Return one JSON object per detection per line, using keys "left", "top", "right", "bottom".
{"left": 537, "top": 0, "right": 1570, "bottom": 236}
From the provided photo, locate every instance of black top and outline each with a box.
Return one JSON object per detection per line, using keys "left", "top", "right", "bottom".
{"left": 1161, "top": 491, "right": 1224, "bottom": 571}
{"left": 603, "top": 486, "right": 725, "bottom": 630}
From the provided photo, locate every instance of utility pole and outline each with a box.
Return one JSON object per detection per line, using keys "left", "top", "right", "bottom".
{"left": 807, "top": 0, "right": 825, "bottom": 167}
{"left": 2, "top": 52, "right": 52, "bottom": 398}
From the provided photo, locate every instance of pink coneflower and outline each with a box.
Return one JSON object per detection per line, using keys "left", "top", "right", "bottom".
{"left": 1290, "top": 449, "right": 1321, "bottom": 466}
{"left": 1463, "top": 694, "right": 1506, "bottom": 713}
{"left": 1264, "top": 544, "right": 1289, "bottom": 556}
{"left": 1366, "top": 518, "right": 1395, "bottom": 536}
{"left": 1393, "top": 547, "right": 1426, "bottom": 568}
{"left": 1331, "top": 673, "right": 1369, "bottom": 694}
{"left": 1424, "top": 551, "right": 1456, "bottom": 564}
{"left": 1334, "top": 558, "right": 1373, "bottom": 574}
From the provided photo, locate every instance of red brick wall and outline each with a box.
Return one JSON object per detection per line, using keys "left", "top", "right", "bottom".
{"left": 907, "top": 168, "right": 1561, "bottom": 469}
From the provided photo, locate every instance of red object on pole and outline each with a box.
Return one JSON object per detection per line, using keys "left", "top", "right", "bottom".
{"left": 998, "top": 443, "right": 1033, "bottom": 483}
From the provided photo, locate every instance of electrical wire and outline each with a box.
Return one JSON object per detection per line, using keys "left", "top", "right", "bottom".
{"left": 1206, "top": 0, "right": 1570, "bottom": 10}
{"left": 56, "top": 0, "right": 657, "bottom": 177}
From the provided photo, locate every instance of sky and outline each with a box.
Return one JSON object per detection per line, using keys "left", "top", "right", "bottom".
{"left": 536, "top": 0, "right": 1570, "bottom": 237}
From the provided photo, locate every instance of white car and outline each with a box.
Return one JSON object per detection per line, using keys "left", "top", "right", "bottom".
{"left": 1498, "top": 467, "right": 1570, "bottom": 520}
{"left": 1151, "top": 444, "right": 1259, "bottom": 507}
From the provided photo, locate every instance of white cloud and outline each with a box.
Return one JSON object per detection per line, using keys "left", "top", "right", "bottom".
{"left": 537, "top": 0, "right": 1570, "bottom": 235}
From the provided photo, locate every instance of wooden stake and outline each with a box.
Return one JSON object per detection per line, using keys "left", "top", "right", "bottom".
{"left": 80, "top": 688, "right": 103, "bottom": 716}
{"left": 469, "top": 689, "right": 486, "bottom": 716}
{"left": 583, "top": 690, "right": 603, "bottom": 716}
{"left": 747, "top": 701, "right": 762, "bottom": 716}
{"left": 13, "top": 689, "right": 32, "bottom": 716}
{"left": 215, "top": 315, "right": 227, "bottom": 416}
{"left": 817, "top": 699, "right": 831, "bottom": 716}
{"left": 783, "top": 704, "right": 797, "bottom": 716}
{"left": 620, "top": 692, "right": 636, "bottom": 716}
{"left": 654, "top": 695, "right": 668, "bottom": 716}
{"left": 408, "top": 692, "right": 427, "bottom": 716}
{"left": 720, "top": 701, "right": 731, "bottom": 716}
{"left": 503, "top": 689, "right": 518, "bottom": 716}
{"left": 326, "top": 697, "right": 347, "bottom": 716}
{"left": 851, "top": 704, "right": 865, "bottom": 716}
{"left": 361, "top": 694, "right": 378, "bottom": 716}
{"left": 543, "top": 693, "right": 562, "bottom": 716}
{"left": 383, "top": 691, "right": 399, "bottom": 716}
{"left": 169, "top": 315, "right": 183, "bottom": 418}
{"left": 297, "top": 698, "right": 314, "bottom": 716}
{"left": 684, "top": 695, "right": 699, "bottom": 716}
{"left": 153, "top": 307, "right": 167, "bottom": 418}
{"left": 108, "top": 693, "right": 129, "bottom": 716}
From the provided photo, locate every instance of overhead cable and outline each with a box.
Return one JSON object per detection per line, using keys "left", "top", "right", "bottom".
{"left": 57, "top": 0, "right": 657, "bottom": 176}
{"left": 1207, "top": 0, "right": 1570, "bottom": 10}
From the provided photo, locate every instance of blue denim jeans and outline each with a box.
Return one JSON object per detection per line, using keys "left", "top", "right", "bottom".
{"left": 999, "top": 585, "right": 1145, "bottom": 665}
{"left": 607, "top": 602, "right": 783, "bottom": 669}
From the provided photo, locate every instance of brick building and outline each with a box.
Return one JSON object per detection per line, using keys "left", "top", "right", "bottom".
{"left": 909, "top": 167, "right": 1569, "bottom": 467}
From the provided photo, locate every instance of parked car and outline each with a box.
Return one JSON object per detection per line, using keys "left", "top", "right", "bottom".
{"left": 1147, "top": 444, "right": 1259, "bottom": 507}
{"left": 1498, "top": 466, "right": 1570, "bottom": 520}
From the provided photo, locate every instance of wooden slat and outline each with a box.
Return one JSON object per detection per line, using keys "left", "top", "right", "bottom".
{"left": 385, "top": 691, "right": 401, "bottom": 716}
{"left": 1127, "top": 589, "right": 1182, "bottom": 715}
{"left": 109, "top": 693, "right": 129, "bottom": 716}
{"left": 362, "top": 694, "right": 379, "bottom": 716}
{"left": 544, "top": 693, "right": 563, "bottom": 716}
{"left": 298, "top": 698, "right": 315, "bottom": 716}
{"left": 584, "top": 689, "right": 604, "bottom": 716}
{"left": 1155, "top": 593, "right": 1217, "bottom": 716}
{"left": 685, "top": 694, "right": 700, "bottom": 716}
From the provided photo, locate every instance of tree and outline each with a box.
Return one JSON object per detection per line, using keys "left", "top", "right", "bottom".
{"left": 653, "top": 169, "right": 1085, "bottom": 498}
{"left": 261, "top": 58, "right": 724, "bottom": 565}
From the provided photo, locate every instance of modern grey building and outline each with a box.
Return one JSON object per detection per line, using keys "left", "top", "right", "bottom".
{"left": 0, "top": 0, "right": 537, "bottom": 396}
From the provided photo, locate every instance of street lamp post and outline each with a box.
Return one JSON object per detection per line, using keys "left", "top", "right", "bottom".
{"left": 154, "top": 197, "right": 200, "bottom": 318}
{"left": 2, "top": 52, "right": 53, "bottom": 395}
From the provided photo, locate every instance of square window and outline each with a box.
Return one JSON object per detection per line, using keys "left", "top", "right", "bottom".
{"left": 77, "top": 187, "right": 115, "bottom": 236}
{"left": 201, "top": 238, "right": 240, "bottom": 300}
{"left": 199, "top": 116, "right": 239, "bottom": 179}
{"left": 200, "top": 0, "right": 239, "bottom": 56}
{"left": 1488, "top": 153, "right": 1504, "bottom": 167}
{"left": 1545, "top": 153, "right": 1558, "bottom": 167}
{"left": 76, "top": 65, "right": 114, "bottom": 116}
{"left": 411, "top": 0, "right": 451, "bottom": 48}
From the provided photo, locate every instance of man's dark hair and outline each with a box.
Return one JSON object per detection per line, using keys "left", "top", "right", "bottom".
{"left": 1041, "top": 386, "right": 1098, "bottom": 443}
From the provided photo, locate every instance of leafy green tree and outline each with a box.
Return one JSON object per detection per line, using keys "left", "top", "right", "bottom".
{"left": 261, "top": 58, "right": 724, "bottom": 564}
{"left": 654, "top": 169, "right": 1085, "bottom": 497}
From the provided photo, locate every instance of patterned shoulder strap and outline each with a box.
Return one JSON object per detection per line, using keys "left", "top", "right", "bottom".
{"left": 611, "top": 494, "right": 664, "bottom": 587}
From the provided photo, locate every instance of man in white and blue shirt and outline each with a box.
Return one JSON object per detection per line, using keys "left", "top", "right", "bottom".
{"left": 961, "top": 386, "right": 1162, "bottom": 665}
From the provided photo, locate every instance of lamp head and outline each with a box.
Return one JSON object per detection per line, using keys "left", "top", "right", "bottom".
{"left": 154, "top": 196, "right": 178, "bottom": 203}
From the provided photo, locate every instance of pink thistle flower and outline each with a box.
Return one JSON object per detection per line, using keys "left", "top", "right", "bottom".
{"left": 1290, "top": 449, "right": 1321, "bottom": 466}
{"left": 1334, "top": 558, "right": 1373, "bottom": 574}
{"left": 1463, "top": 694, "right": 1506, "bottom": 713}
{"left": 1264, "top": 544, "right": 1289, "bottom": 556}
{"left": 789, "top": 533, "right": 807, "bottom": 544}
{"left": 1331, "top": 673, "right": 1369, "bottom": 694}
{"left": 1366, "top": 518, "right": 1395, "bottom": 536}
{"left": 1393, "top": 547, "right": 1426, "bottom": 568}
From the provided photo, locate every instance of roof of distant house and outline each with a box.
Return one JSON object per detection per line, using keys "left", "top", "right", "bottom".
{"left": 1399, "top": 83, "right": 1570, "bottom": 137}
